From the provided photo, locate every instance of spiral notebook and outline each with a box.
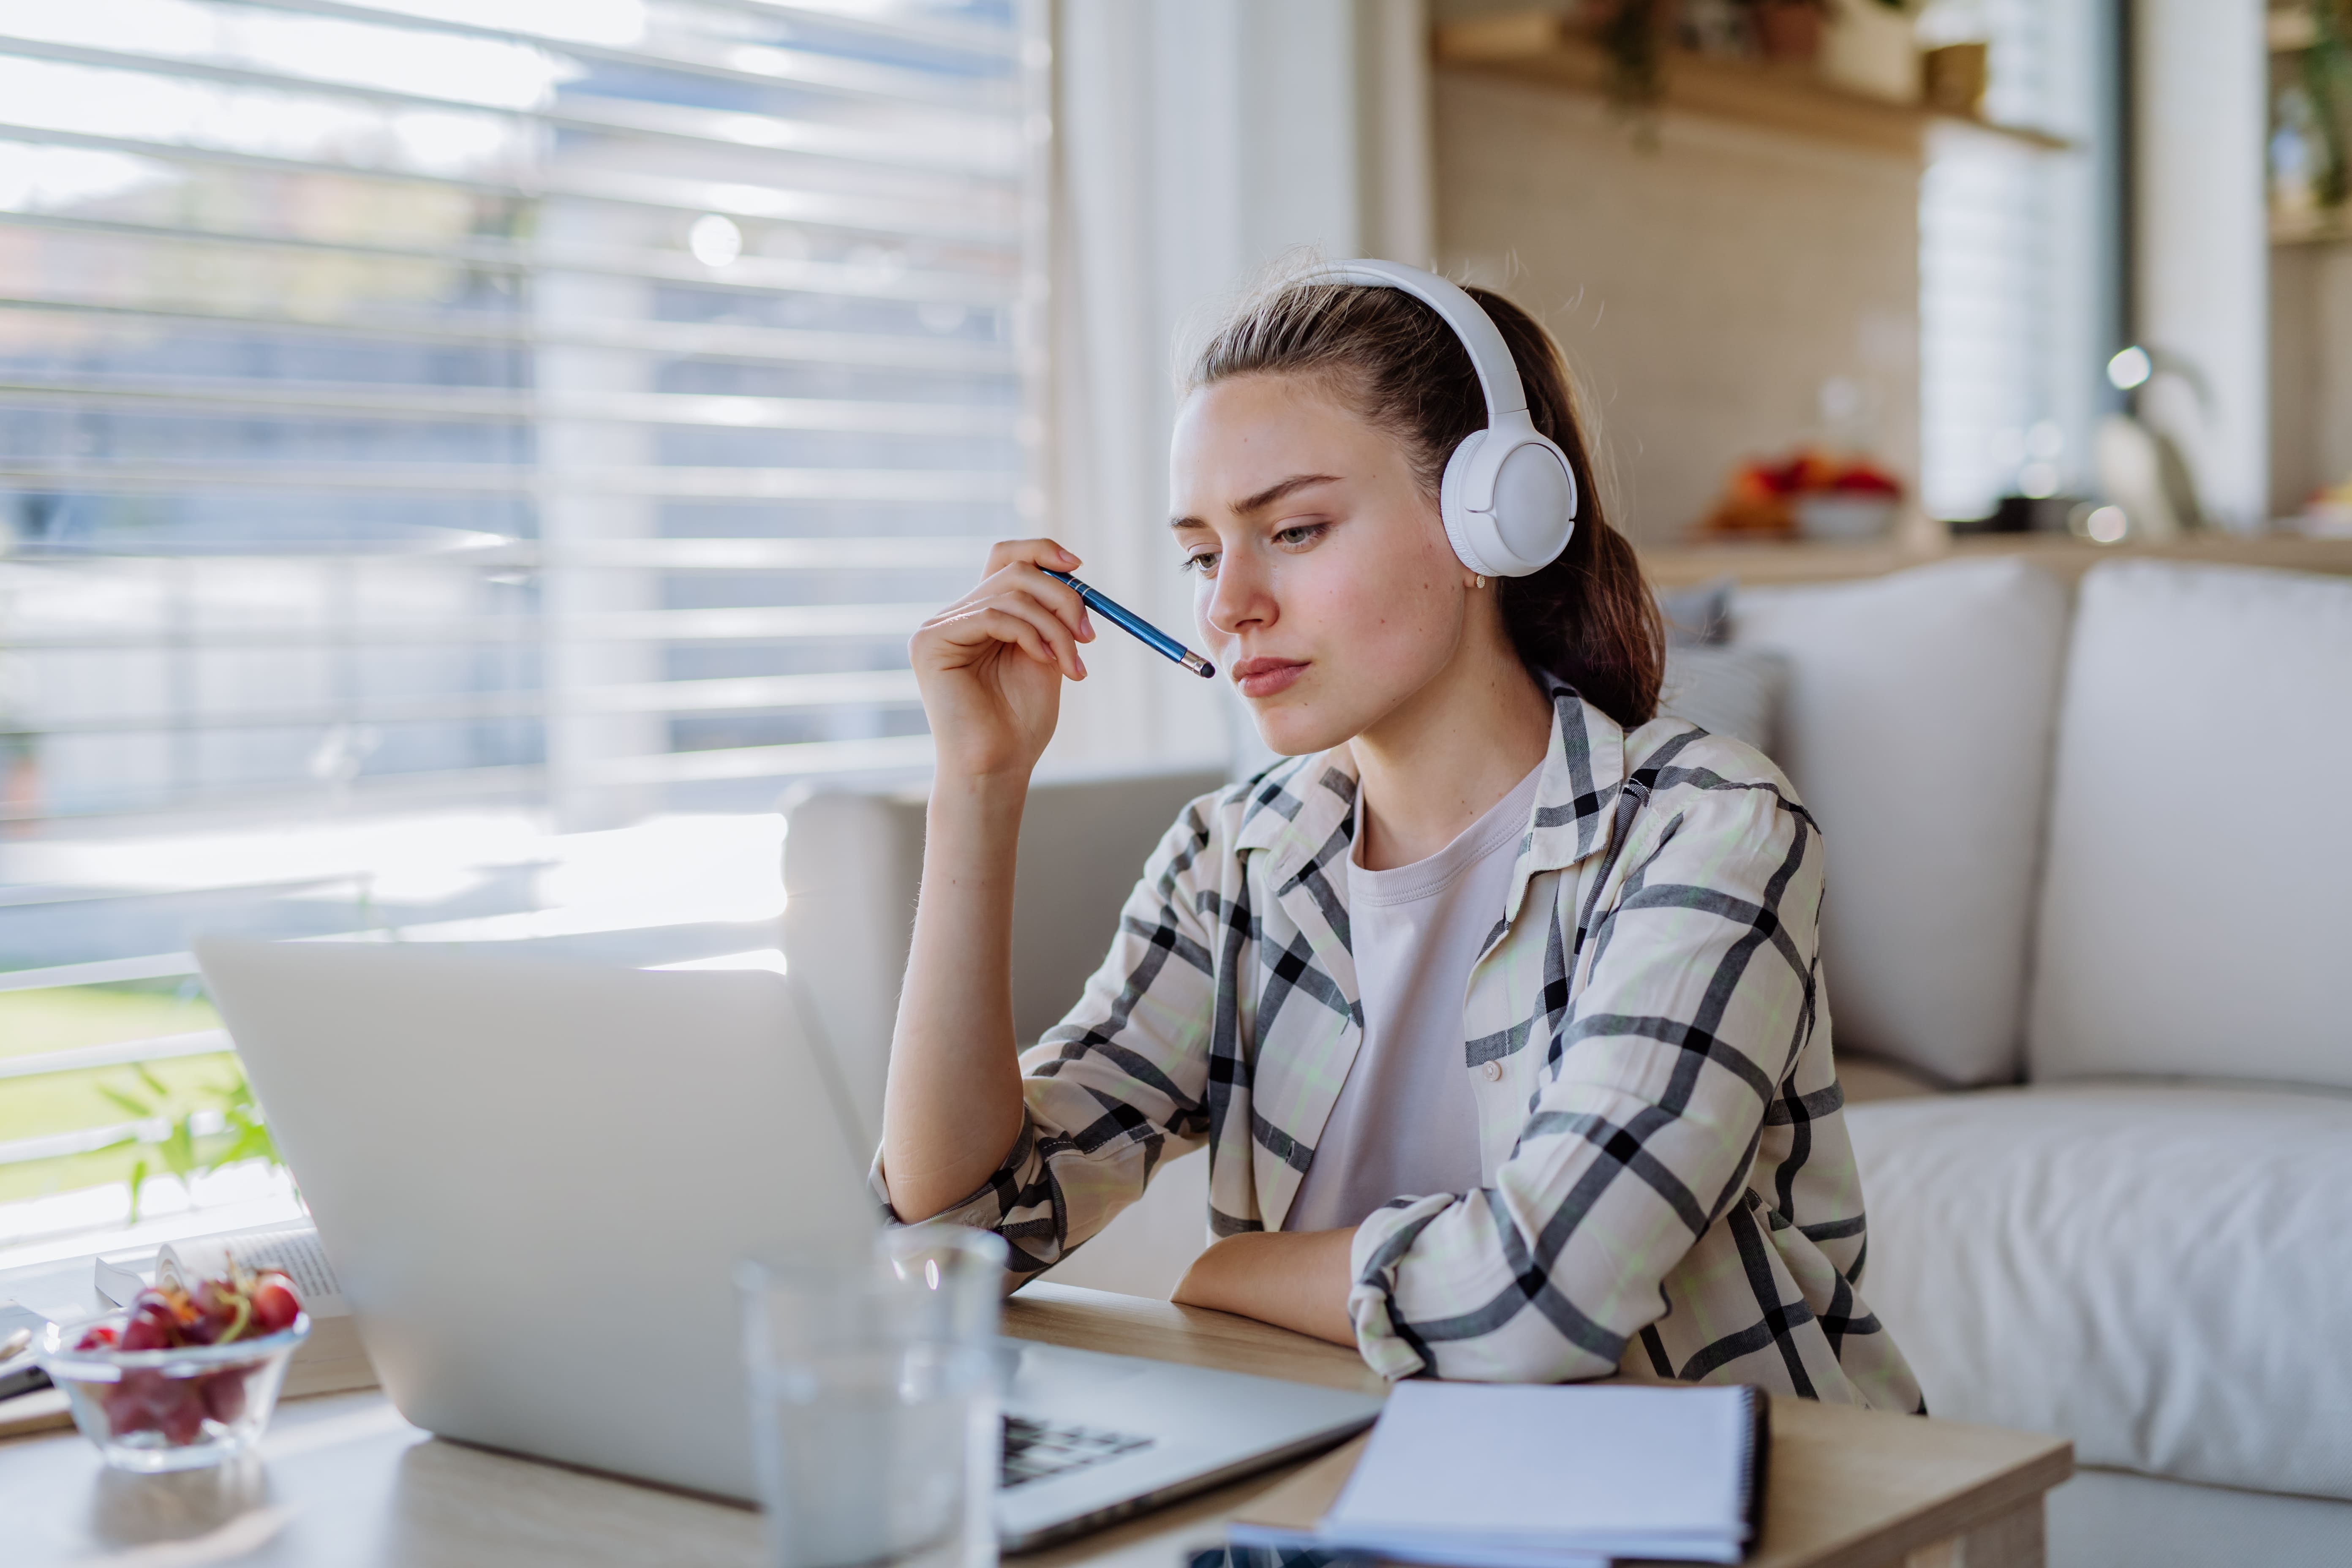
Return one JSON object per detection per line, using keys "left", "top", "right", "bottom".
{"left": 1229, "top": 1382, "right": 1768, "bottom": 1567}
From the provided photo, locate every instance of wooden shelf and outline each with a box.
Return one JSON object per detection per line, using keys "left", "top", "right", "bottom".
{"left": 2273, "top": 207, "right": 2352, "bottom": 245}
{"left": 2270, "top": 7, "right": 2319, "bottom": 53}
{"left": 1435, "top": 11, "right": 2072, "bottom": 159}
{"left": 1640, "top": 532, "right": 2352, "bottom": 591}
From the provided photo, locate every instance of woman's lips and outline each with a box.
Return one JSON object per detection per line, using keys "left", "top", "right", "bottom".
{"left": 1231, "top": 657, "right": 1308, "bottom": 698}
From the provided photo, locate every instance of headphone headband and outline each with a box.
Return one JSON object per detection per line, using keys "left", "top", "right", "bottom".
{"left": 1307, "top": 259, "right": 1530, "bottom": 423}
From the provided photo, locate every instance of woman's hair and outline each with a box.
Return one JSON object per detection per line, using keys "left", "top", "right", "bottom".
{"left": 1184, "top": 272, "right": 1663, "bottom": 729}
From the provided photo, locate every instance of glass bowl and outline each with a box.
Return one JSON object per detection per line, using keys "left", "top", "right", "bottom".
{"left": 38, "top": 1312, "right": 310, "bottom": 1472}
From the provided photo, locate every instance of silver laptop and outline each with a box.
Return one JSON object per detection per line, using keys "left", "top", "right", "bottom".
{"left": 194, "top": 937, "right": 1380, "bottom": 1548}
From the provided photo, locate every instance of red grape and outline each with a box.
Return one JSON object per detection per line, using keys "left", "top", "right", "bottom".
{"left": 73, "top": 1324, "right": 118, "bottom": 1352}
{"left": 103, "top": 1388, "right": 157, "bottom": 1435}
{"left": 248, "top": 1274, "right": 300, "bottom": 1336}
{"left": 105, "top": 1368, "right": 171, "bottom": 1435}
{"left": 184, "top": 1277, "right": 251, "bottom": 1346}
{"left": 198, "top": 1368, "right": 248, "bottom": 1424}
{"left": 158, "top": 1386, "right": 206, "bottom": 1445}
{"left": 120, "top": 1303, "right": 179, "bottom": 1352}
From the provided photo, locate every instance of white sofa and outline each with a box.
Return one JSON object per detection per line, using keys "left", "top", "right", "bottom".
{"left": 1729, "top": 556, "right": 2352, "bottom": 1567}
{"left": 782, "top": 761, "right": 1224, "bottom": 1298}
{"left": 783, "top": 555, "right": 2352, "bottom": 1567}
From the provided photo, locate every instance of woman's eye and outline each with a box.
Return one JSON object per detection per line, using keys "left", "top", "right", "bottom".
{"left": 1180, "top": 551, "right": 1219, "bottom": 577}
{"left": 1273, "top": 523, "right": 1328, "bottom": 550}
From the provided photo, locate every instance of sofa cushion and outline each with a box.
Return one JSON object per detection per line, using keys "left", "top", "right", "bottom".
{"left": 1733, "top": 559, "right": 2069, "bottom": 1086}
{"left": 1658, "top": 644, "right": 1788, "bottom": 756}
{"left": 2028, "top": 561, "right": 2352, "bottom": 1088}
{"left": 783, "top": 764, "right": 1229, "bottom": 1140}
{"left": 1847, "top": 1083, "right": 2352, "bottom": 1500}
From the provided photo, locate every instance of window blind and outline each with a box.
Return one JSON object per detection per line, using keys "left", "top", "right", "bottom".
{"left": 0, "top": 0, "right": 1038, "bottom": 1253}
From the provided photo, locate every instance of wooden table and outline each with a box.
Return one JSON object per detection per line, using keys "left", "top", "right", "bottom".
{"left": 0, "top": 1283, "right": 2069, "bottom": 1568}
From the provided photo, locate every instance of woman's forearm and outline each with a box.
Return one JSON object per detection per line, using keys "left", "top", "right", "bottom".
{"left": 1169, "top": 1228, "right": 1357, "bottom": 1346}
{"left": 879, "top": 771, "right": 1032, "bottom": 1220}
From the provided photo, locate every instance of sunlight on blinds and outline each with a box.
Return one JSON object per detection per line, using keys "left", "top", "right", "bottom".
{"left": 0, "top": 0, "right": 1038, "bottom": 1259}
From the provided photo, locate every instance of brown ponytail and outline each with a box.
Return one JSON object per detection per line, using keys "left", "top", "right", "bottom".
{"left": 1186, "top": 273, "right": 1663, "bottom": 729}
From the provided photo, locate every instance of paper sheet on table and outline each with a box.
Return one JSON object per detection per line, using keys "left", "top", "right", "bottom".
{"left": 1234, "top": 1382, "right": 1761, "bottom": 1568}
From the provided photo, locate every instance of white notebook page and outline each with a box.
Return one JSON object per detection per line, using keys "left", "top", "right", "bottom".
{"left": 1327, "top": 1382, "right": 1755, "bottom": 1548}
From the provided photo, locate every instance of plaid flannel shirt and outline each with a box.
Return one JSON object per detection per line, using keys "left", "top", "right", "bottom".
{"left": 905, "top": 678, "right": 1921, "bottom": 1408}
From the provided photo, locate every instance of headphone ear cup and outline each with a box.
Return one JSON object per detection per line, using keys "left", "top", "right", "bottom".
{"left": 1487, "top": 437, "right": 1577, "bottom": 572}
{"left": 1441, "top": 429, "right": 1578, "bottom": 577}
{"left": 1438, "top": 430, "right": 1497, "bottom": 576}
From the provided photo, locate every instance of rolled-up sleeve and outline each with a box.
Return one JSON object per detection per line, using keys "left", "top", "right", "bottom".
{"left": 877, "top": 797, "right": 1225, "bottom": 1277}
{"left": 1348, "top": 779, "right": 1823, "bottom": 1380}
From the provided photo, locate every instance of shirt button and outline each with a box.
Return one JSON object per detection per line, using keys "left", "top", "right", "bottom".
{"left": 1481, "top": 1061, "right": 1504, "bottom": 1083}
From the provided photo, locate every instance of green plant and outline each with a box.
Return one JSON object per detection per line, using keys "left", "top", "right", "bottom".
{"left": 95, "top": 1062, "right": 286, "bottom": 1225}
{"left": 1600, "top": 0, "right": 1914, "bottom": 114}
{"left": 1598, "top": 0, "right": 1670, "bottom": 114}
{"left": 2306, "top": 0, "right": 2352, "bottom": 208}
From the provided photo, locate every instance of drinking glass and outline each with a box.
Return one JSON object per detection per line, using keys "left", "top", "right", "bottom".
{"left": 739, "top": 1226, "right": 1007, "bottom": 1568}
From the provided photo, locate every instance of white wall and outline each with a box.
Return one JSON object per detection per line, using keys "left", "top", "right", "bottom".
{"left": 1432, "top": 70, "right": 1922, "bottom": 543}
{"left": 2134, "top": 0, "right": 2270, "bottom": 529}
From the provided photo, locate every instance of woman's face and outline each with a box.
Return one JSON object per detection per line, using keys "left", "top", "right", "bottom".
{"left": 1169, "top": 372, "right": 1474, "bottom": 757}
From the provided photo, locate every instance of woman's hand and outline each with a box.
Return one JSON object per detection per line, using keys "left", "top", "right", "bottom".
{"left": 912, "top": 538, "right": 1096, "bottom": 780}
{"left": 1169, "top": 1229, "right": 1358, "bottom": 1347}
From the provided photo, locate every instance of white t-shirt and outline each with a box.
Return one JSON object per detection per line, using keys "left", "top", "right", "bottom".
{"left": 1283, "top": 760, "right": 1545, "bottom": 1233}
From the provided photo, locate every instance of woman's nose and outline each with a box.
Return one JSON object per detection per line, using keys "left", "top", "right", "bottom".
{"left": 1203, "top": 552, "right": 1273, "bottom": 638}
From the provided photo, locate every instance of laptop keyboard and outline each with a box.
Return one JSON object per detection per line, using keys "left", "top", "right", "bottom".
{"left": 1001, "top": 1414, "right": 1155, "bottom": 1489}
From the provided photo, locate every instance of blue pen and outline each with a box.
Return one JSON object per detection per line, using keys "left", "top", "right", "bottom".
{"left": 1040, "top": 568, "right": 1217, "bottom": 679}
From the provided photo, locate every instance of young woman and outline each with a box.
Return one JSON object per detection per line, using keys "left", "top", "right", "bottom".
{"left": 879, "top": 262, "right": 1919, "bottom": 1407}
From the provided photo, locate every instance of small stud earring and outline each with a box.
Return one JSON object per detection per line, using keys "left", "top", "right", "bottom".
{"left": 1474, "top": 574, "right": 1486, "bottom": 590}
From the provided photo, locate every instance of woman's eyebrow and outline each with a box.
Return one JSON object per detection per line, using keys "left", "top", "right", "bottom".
{"left": 1233, "top": 473, "right": 1339, "bottom": 515}
{"left": 1168, "top": 473, "right": 1342, "bottom": 531}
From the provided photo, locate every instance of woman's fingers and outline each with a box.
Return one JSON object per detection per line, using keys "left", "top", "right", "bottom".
{"left": 983, "top": 537, "right": 1081, "bottom": 577}
{"left": 1016, "top": 562, "right": 1094, "bottom": 642}
{"left": 978, "top": 541, "right": 1092, "bottom": 640}
{"left": 939, "top": 557, "right": 1093, "bottom": 645}
{"left": 918, "top": 540, "right": 1100, "bottom": 685}
{"left": 928, "top": 596, "right": 1086, "bottom": 680}
{"left": 973, "top": 594, "right": 1086, "bottom": 678}
{"left": 960, "top": 607, "right": 1053, "bottom": 673}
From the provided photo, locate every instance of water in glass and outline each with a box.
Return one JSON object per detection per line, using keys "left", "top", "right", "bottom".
{"left": 740, "top": 1227, "right": 1007, "bottom": 1568}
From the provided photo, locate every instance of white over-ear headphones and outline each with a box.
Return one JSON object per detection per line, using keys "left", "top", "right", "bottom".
{"left": 1309, "top": 260, "right": 1578, "bottom": 578}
